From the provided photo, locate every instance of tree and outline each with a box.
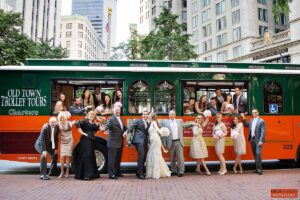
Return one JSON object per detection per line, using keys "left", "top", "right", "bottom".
{"left": 0, "top": 9, "right": 66, "bottom": 66}
{"left": 141, "top": 7, "right": 197, "bottom": 60}
{"left": 272, "top": 0, "right": 292, "bottom": 22}
{"left": 112, "top": 7, "right": 197, "bottom": 61}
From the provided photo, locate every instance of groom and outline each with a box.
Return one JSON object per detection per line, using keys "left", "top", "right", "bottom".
{"left": 126, "top": 110, "right": 149, "bottom": 180}
{"left": 160, "top": 110, "right": 187, "bottom": 177}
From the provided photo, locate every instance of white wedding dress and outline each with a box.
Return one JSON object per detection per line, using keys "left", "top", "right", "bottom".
{"left": 146, "top": 122, "right": 171, "bottom": 179}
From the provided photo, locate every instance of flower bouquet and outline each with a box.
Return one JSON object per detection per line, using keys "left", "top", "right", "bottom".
{"left": 203, "top": 110, "right": 212, "bottom": 118}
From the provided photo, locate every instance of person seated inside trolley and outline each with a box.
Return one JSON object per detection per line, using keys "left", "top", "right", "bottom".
{"left": 53, "top": 101, "right": 66, "bottom": 115}
{"left": 98, "top": 94, "right": 114, "bottom": 115}
{"left": 221, "top": 93, "right": 234, "bottom": 115}
{"left": 189, "top": 97, "right": 196, "bottom": 113}
{"left": 70, "top": 97, "right": 92, "bottom": 115}
{"left": 183, "top": 101, "right": 193, "bottom": 115}
{"left": 81, "top": 89, "right": 95, "bottom": 113}
{"left": 195, "top": 95, "right": 208, "bottom": 114}
{"left": 208, "top": 97, "right": 218, "bottom": 115}
{"left": 58, "top": 92, "right": 68, "bottom": 111}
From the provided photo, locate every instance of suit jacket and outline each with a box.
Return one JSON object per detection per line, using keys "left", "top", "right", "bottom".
{"left": 105, "top": 115, "right": 127, "bottom": 148}
{"left": 127, "top": 119, "right": 149, "bottom": 144}
{"left": 160, "top": 119, "right": 187, "bottom": 149}
{"left": 215, "top": 94, "right": 226, "bottom": 111}
{"left": 92, "top": 92, "right": 106, "bottom": 108}
{"left": 233, "top": 94, "right": 247, "bottom": 113}
{"left": 69, "top": 104, "right": 86, "bottom": 115}
{"left": 208, "top": 103, "right": 218, "bottom": 115}
{"left": 35, "top": 123, "right": 59, "bottom": 154}
{"left": 243, "top": 117, "right": 266, "bottom": 143}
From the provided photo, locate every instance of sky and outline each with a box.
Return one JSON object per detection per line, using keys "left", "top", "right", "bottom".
{"left": 61, "top": 0, "right": 139, "bottom": 46}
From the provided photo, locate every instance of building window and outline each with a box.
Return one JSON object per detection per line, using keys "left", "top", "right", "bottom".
{"left": 78, "top": 50, "right": 82, "bottom": 57}
{"left": 78, "top": 41, "right": 82, "bottom": 48}
{"left": 233, "top": 46, "right": 242, "bottom": 58}
{"left": 154, "top": 80, "right": 175, "bottom": 114}
{"left": 264, "top": 81, "right": 283, "bottom": 114}
{"left": 203, "top": 39, "right": 212, "bottom": 53}
{"left": 231, "top": 0, "right": 239, "bottom": 7}
{"left": 202, "top": 23, "right": 211, "bottom": 37}
{"left": 152, "top": 6, "right": 156, "bottom": 15}
{"left": 128, "top": 80, "right": 151, "bottom": 114}
{"left": 202, "top": 8, "right": 211, "bottom": 23}
{"left": 203, "top": 56, "right": 212, "bottom": 61}
{"left": 192, "top": 15, "right": 198, "bottom": 29}
{"left": 233, "top": 27, "right": 241, "bottom": 41}
{"left": 192, "top": 1, "right": 198, "bottom": 14}
{"left": 258, "top": 8, "right": 268, "bottom": 22}
{"left": 216, "top": 0, "right": 226, "bottom": 15}
{"left": 216, "top": 16, "right": 227, "bottom": 31}
{"left": 257, "top": 0, "right": 266, "bottom": 5}
{"left": 78, "top": 31, "right": 83, "bottom": 38}
{"left": 78, "top": 23, "right": 83, "bottom": 30}
{"left": 202, "top": 0, "right": 210, "bottom": 8}
{"left": 192, "top": 30, "right": 199, "bottom": 42}
{"left": 66, "top": 41, "right": 71, "bottom": 48}
{"left": 232, "top": 9, "right": 240, "bottom": 25}
{"left": 66, "top": 50, "right": 70, "bottom": 57}
{"left": 66, "top": 31, "right": 72, "bottom": 37}
{"left": 259, "top": 25, "right": 268, "bottom": 37}
{"left": 276, "top": 13, "right": 287, "bottom": 26}
{"left": 217, "top": 51, "right": 228, "bottom": 62}
{"left": 66, "top": 23, "right": 72, "bottom": 29}
{"left": 216, "top": 33, "right": 227, "bottom": 48}
{"left": 182, "top": 11, "right": 187, "bottom": 21}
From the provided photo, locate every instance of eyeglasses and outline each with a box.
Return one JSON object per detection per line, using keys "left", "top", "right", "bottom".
{"left": 252, "top": 111, "right": 258, "bottom": 114}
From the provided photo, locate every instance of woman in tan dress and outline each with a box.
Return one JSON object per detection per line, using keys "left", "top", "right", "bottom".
{"left": 58, "top": 112, "right": 75, "bottom": 178}
{"left": 213, "top": 113, "right": 227, "bottom": 175}
{"left": 189, "top": 114, "right": 211, "bottom": 175}
{"left": 231, "top": 116, "right": 246, "bottom": 173}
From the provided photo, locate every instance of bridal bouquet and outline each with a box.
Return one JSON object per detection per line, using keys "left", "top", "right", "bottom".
{"left": 203, "top": 110, "right": 212, "bottom": 117}
{"left": 114, "top": 102, "right": 122, "bottom": 108}
{"left": 95, "top": 106, "right": 104, "bottom": 114}
{"left": 231, "top": 130, "right": 239, "bottom": 140}
{"left": 214, "top": 130, "right": 224, "bottom": 139}
{"left": 160, "top": 127, "right": 170, "bottom": 137}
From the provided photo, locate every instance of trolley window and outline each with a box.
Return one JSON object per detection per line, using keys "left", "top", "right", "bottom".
{"left": 263, "top": 81, "right": 283, "bottom": 114}
{"left": 128, "top": 80, "right": 151, "bottom": 114}
{"left": 154, "top": 80, "right": 176, "bottom": 114}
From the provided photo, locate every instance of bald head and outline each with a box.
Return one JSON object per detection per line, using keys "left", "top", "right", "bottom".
{"left": 49, "top": 117, "right": 57, "bottom": 127}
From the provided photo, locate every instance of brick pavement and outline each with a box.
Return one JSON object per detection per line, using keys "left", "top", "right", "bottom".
{"left": 0, "top": 169, "right": 299, "bottom": 200}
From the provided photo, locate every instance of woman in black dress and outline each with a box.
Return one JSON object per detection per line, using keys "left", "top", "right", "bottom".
{"left": 74, "top": 111, "right": 101, "bottom": 180}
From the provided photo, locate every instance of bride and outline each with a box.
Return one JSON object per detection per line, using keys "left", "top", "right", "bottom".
{"left": 146, "top": 112, "right": 171, "bottom": 179}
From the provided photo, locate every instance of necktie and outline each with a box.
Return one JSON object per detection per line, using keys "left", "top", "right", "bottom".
{"left": 51, "top": 127, "right": 55, "bottom": 149}
{"left": 144, "top": 120, "right": 147, "bottom": 129}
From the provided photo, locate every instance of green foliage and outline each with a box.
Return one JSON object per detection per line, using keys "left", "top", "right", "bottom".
{"left": 0, "top": 9, "right": 66, "bottom": 66}
{"left": 112, "top": 7, "right": 197, "bottom": 61}
{"left": 272, "top": 0, "right": 292, "bottom": 22}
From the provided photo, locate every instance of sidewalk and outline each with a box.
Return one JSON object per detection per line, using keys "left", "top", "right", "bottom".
{"left": 0, "top": 169, "right": 299, "bottom": 200}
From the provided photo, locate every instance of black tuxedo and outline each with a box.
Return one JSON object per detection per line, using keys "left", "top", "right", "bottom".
{"left": 36, "top": 123, "right": 59, "bottom": 176}
{"left": 127, "top": 119, "right": 149, "bottom": 175}
{"left": 105, "top": 115, "right": 127, "bottom": 176}
{"left": 92, "top": 92, "right": 106, "bottom": 107}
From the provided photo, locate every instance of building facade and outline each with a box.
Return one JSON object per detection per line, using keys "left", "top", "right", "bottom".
{"left": 72, "top": 0, "right": 117, "bottom": 48}
{"left": 0, "top": 0, "right": 62, "bottom": 46}
{"left": 186, "top": 0, "right": 298, "bottom": 62}
{"left": 60, "top": 15, "right": 105, "bottom": 60}
{"left": 138, "top": 0, "right": 187, "bottom": 35}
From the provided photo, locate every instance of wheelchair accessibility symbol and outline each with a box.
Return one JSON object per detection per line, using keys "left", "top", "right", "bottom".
{"left": 269, "top": 104, "right": 278, "bottom": 114}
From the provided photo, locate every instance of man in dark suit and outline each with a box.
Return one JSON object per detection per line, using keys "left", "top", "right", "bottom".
{"left": 241, "top": 109, "right": 266, "bottom": 175}
{"left": 125, "top": 110, "right": 149, "bottom": 179}
{"left": 35, "top": 117, "right": 59, "bottom": 180}
{"left": 92, "top": 86, "right": 106, "bottom": 108}
{"left": 207, "top": 97, "right": 218, "bottom": 115}
{"left": 103, "top": 106, "right": 127, "bottom": 179}
{"left": 215, "top": 88, "right": 225, "bottom": 111}
{"left": 233, "top": 87, "right": 248, "bottom": 114}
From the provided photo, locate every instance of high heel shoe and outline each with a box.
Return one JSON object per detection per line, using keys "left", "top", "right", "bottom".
{"left": 239, "top": 169, "right": 243, "bottom": 174}
{"left": 233, "top": 168, "right": 237, "bottom": 174}
{"left": 219, "top": 171, "right": 227, "bottom": 175}
{"left": 195, "top": 170, "right": 203, "bottom": 175}
{"left": 205, "top": 171, "right": 211, "bottom": 176}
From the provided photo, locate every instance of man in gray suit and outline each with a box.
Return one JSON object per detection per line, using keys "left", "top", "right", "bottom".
{"left": 160, "top": 110, "right": 192, "bottom": 177}
{"left": 126, "top": 110, "right": 149, "bottom": 179}
{"left": 103, "top": 107, "right": 127, "bottom": 179}
{"left": 35, "top": 117, "right": 59, "bottom": 180}
{"left": 233, "top": 87, "right": 248, "bottom": 114}
{"left": 241, "top": 109, "right": 266, "bottom": 175}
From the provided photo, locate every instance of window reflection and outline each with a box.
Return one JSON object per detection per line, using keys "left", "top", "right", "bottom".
{"left": 128, "top": 80, "right": 151, "bottom": 114}
{"left": 154, "top": 80, "right": 175, "bottom": 114}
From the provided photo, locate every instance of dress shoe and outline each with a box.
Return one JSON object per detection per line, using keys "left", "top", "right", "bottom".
{"left": 171, "top": 172, "right": 177, "bottom": 176}
{"left": 116, "top": 173, "right": 124, "bottom": 177}
{"left": 177, "top": 173, "right": 183, "bottom": 177}
{"left": 40, "top": 175, "right": 50, "bottom": 180}
{"left": 257, "top": 170, "right": 263, "bottom": 175}
{"left": 138, "top": 175, "right": 145, "bottom": 180}
{"left": 109, "top": 175, "right": 118, "bottom": 180}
